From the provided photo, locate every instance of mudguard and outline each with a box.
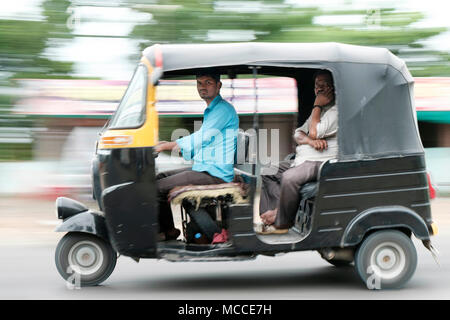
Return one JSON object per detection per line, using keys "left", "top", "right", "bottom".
{"left": 341, "top": 206, "right": 430, "bottom": 247}
{"left": 101, "top": 181, "right": 158, "bottom": 258}
{"left": 91, "top": 156, "right": 103, "bottom": 210}
{"left": 55, "top": 210, "right": 109, "bottom": 241}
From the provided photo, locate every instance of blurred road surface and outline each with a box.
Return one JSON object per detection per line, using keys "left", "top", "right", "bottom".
{"left": 0, "top": 196, "right": 449, "bottom": 300}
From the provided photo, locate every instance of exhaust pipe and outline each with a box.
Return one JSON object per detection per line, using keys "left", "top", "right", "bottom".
{"left": 319, "top": 248, "right": 354, "bottom": 262}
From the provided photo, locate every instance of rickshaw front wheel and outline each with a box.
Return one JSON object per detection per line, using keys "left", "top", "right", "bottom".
{"left": 55, "top": 232, "right": 117, "bottom": 287}
{"left": 355, "top": 230, "right": 417, "bottom": 290}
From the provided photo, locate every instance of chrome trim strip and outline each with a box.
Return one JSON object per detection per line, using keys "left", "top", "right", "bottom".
{"left": 325, "top": 170, "right": 426, "bottom": 182}
{"left": 324, "top": 186, "right": 428, "bottom": 198}
{"left": 411, "top": 202, "right": 431, "bottom": 208}
{"left": 318, "top": 227, "right": 343, "bottom": 233}
{"left": 232, "top": 233, "right": 256, "bottom": 237}
{"left": 320, "top": 209, "right": 357, "bottom": 216}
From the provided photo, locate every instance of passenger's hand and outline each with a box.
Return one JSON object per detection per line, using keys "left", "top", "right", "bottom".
{"left": 314, "top": 87, "right": 334, "bottom": 107}
{"left": 309, "top": 139, "right": 328, "bottom": 151}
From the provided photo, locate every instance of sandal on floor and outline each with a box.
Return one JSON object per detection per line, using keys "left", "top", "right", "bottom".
{"left": 256, "top": 224, "right": 289, "bottom": 235}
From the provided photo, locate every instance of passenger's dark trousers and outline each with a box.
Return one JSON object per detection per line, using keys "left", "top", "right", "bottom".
{"left": 259, "top": 160, "right": 322, "bottom": 228}
{"left": 156, "top": 167, "right": 225, "bottom": 232}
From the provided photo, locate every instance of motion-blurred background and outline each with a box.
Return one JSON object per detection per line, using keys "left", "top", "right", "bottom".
{"left": 1, "top": 0, "right": 449, "bottom": 200}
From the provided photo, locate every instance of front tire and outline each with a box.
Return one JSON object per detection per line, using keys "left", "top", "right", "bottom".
{"left": 55, "top": 233, "right": 117, "bottom": 287}
{"left": 355, "top": 230, "right": 417, "bottom": 290}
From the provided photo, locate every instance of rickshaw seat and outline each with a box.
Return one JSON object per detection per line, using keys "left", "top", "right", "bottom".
{"left": 294, "top": 181, "right": 318, "bottom": 235}
{"left": 168, "top": 131, "right": 252, "bottom": 208}
{"left": 299, "top": 181, "right": 318, "bottom": 199}
{"left": 168, "top": 180, "right": 249, "bottom": 209}
{"left": 167, "top": 131, "right": 251, "bottom": 244}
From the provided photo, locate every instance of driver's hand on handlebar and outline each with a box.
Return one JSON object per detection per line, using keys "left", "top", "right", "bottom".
{"left": 155, "top": 141, "right": 167, "bottom": 153}
{"left": 154, "top": 140, "right": 167, "bottom": 152}
{"left": 155, "top": 141, "right": 178, "bottom": 153}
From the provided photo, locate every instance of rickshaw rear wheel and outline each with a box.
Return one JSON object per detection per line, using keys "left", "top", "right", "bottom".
{"left": 55, "top": 232, "right": 117, "bottom": 287}
{"left": 355, "top": 230, "right": 417, "bottom": 290}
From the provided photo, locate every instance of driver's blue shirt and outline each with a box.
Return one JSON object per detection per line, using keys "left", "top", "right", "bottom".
{"left": 176, "top": 95, "right": 239, "bottom": 183}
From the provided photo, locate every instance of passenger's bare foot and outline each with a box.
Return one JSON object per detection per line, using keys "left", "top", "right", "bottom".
{"left": 260, "top": 209, "right": 277, "bottom": 225}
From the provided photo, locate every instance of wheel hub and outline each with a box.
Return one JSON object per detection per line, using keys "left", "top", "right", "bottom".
{"left": 376, "top": 248, "right": 397, "bottom": 270}
{"left": 370, "top": 242, "right": 406, "bottom": 280}
{"left": 68, "top": 240, "right": 104, "bottom": 275}
{"left": 76, "top": 247, "right": 97, "bottom": 267}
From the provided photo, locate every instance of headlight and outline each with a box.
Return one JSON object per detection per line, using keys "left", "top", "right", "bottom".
{"left": 56, "top": 197, "right": 88, "bottom": 220}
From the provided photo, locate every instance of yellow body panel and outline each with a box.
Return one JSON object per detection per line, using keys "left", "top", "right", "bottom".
{"left": 98, "top": 57, "right": 159, "bottom": 150}
{"left": 430, "top": 222, "right": 438, "bottom": 236}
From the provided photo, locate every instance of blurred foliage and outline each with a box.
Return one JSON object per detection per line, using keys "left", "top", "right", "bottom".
{"left": 129, "top": 1, "right": 450, "bottom": 76}
{"left": 0, "top": 0, "right": 73, "bottom": 161}
{"left": 0, "top": 0, "right": 74, "bottom": 80}
{"left": 0, "top": 0, "right": 449, "bottom": 162}
{"left": 0, "top": 143, "right": 33, "bottom": 161}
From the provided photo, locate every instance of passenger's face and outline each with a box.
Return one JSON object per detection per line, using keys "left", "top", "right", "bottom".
{"left": 197, "top": 76, "right": 221, "bottom": 102}
{"left": 314, "top": 74, "right": 334, "bottom": 97}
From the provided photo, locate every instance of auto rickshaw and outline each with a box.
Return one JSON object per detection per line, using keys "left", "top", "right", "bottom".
{"left": 54, "top": 42, "right": 438, "bottom": 289}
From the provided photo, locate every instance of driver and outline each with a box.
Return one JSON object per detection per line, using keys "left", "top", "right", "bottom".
{"left": 154, "top": 68, "right": 239, "bottom": 241}
{"left": 258, "top": 70, "right": 338, "bottom": 234}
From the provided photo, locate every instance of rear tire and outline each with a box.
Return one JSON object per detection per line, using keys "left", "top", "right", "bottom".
{"left": 355, "top": 230, "right": 417, "bottom": 290}
{"left": 55, "top": 233, "right": 117, "bottom": 287}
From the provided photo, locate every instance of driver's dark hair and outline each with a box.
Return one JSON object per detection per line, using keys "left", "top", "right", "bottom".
{"left": 196, "top": 68, "right": 221, "bottom": 83}
{"left": 313, "top": 69, "right": 334, "bottom": 87}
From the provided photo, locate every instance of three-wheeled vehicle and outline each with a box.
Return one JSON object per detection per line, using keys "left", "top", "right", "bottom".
{"left": 54, "top": 42, "right": 438, "bottom": 289}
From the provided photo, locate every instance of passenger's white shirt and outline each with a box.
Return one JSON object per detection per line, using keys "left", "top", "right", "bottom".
{"left": 293, "top": 104, "right": 338, "bottom": 167}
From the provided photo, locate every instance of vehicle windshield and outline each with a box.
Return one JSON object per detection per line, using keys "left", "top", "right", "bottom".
{"left": 109, "top": 65, "right": 147, "bottom": 129}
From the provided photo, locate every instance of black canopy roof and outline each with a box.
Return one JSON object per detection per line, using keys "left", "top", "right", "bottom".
{"left": 143, "top": 42, "right": 423, "bottom": 161}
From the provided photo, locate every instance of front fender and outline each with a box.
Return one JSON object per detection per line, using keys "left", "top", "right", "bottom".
{"left": 55, "top": 210, "right": 109, "bottom": 241}
{"left": 341, "top": 206, "right": 430, "bottom": 247}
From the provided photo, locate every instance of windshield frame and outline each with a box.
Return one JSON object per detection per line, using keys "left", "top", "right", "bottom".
{"left": 108, "top": 64, "right": 148, "bottom": 130}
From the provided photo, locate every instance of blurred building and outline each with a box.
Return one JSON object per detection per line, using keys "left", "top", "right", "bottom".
{"left": 11, "top": 76, "right": 450, "bottom": 196}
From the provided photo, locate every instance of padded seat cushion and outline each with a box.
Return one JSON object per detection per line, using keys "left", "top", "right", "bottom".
{"left": 299, "top": 181, "right": 318, "bottom": 199}
{"left": 168, "top": 182, "right": 249, "bottom": 208}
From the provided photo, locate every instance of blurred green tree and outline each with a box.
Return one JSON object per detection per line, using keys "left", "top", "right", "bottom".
{"left": 0, "top": 0, "right": 74, "bottom": 80}
{"left": 129, "top": 1, "right": 449, "bottom": 76}
{"left": 0, "top": 0, "right": 74, "bottom": 160}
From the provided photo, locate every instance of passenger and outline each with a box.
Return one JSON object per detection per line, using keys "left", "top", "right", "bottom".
{"left": 154, "top": 68, "right": 239, "bottom": 240}
{"left": 258, "top": 70, "right": 338, "bottom": 234}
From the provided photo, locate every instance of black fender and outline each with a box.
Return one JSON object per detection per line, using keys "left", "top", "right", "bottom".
{"left": 341, "top": 206, "right": 430, "bottom": 247}
{"left": 101, "top": 181, "right": 158, "bottom": 258}
{"left": 91, "top": 156, "right": 103, "bottom": 210}
{"left": 55, "top": 210, "right": 109, "bottom": 242}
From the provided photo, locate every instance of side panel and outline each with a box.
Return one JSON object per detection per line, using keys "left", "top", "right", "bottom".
{"left": 296, "top": 155, "right": 432, "bottom": 250}
{"left": 98, "top": 147, "right": 158, "bottom": 258}
{"left": 228, "top": 176, "right": 294, "bottom": 254}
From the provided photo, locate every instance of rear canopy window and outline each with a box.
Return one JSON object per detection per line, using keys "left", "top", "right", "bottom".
{"left": 109, "top": 65, "right": 147, "bottom": 129}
